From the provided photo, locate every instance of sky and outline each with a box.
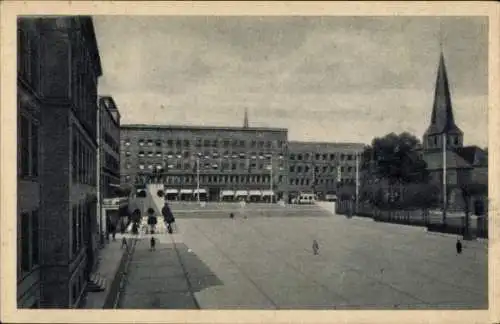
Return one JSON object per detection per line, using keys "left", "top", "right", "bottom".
{"left": 93, "top": 16, "right": 488, "bottom": 147}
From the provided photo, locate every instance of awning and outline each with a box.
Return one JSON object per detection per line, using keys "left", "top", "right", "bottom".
{"left": 261, "top": 190, "right": 275, "bottom": 196}
{"left": 165, "top": 189, "right": 178, "bottom": 194}
{"left": 180, "top": 189, "right": 193, "bottom": 194}
{"left": 248, "top": 190, "right": 262, "bottom": 196}
{"left": 193, "top": 189, "right": 207, "bottom": 194}
{"left": 235, "top": 190, "right": 248, "bottom": 196}
{"left": 220, "top": 190, "right": 235, "bottom": 196}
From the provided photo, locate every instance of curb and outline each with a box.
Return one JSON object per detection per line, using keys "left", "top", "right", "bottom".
{"left": 102, "top": 237, "right": 138, "bottom": 309}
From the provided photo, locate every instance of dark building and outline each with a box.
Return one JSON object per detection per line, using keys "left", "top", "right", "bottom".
{"left": 287, "top": 142, "right": 365, "bottom": 200}
{"left": 120, "top": 123, "right": 289, "bottom": 202}
{"left": 98, "top": 96, "right": 121, "bottom": 199}
{"left": 17, "top": 17, "right": 102, "bottom": 308}
{"left": 421, "top": 51, "right": 488, "bottom": 210}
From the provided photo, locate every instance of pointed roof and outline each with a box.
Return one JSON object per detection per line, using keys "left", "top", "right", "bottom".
{"left": 425, "top": 52, "right": 462, "bottom": 136}
{"left": 243, "top": 108, "right": 249, "bottom": 128}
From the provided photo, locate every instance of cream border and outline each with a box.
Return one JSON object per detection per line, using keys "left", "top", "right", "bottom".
{"left": 1, "top": 1, "right": 498, "bottom": 323}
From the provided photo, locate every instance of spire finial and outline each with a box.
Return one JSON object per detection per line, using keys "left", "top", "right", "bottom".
{"left": 243, "top": 107, "right": 249, "bottom": 128}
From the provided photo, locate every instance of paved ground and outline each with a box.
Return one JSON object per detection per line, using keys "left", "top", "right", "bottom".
{"left": 118, "top": 204, "right": 487, "bottom": 310}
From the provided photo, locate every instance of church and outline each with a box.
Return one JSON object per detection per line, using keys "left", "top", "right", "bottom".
{"left": 420, "top": 50, "right": 488, "bottom": 211}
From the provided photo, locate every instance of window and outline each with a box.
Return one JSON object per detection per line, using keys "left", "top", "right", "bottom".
{"left": 31, "top": 123, "right": 38, "bottom": 176}
{"left": 454, "top": 137, "right": 459, "bottom": 145}
{"left": 184, "top": 140, "right": 190, "bottom": 147}
{"left": 72, "top": 206, "right": 78, "bottom": 256}
{"left": 20, "top": 115, "right": 30, "bottom": 177}
{"left": 289, "top": 166, "right": 295, "bottom": 173}
{"left": 298, "top": 154, "right": 303, "bottom": 161}
{"left": 31, "top": 209, "right": 39, "bottom": 266}
{"left": 20, "top": 212, "right": 30, "bottom": 272}
{"left": 297, "top": 166, "right": 302, "bottom": 173}
{"left": 330, "top": 154, "right": 335, "bottom": 160}
{"left": 290, "top": 154, "right": 295, "bottom": 160}
{"left": 304, "top": 153, "right": 310, "bottom": 160}
{"left": 155, "top": 140, "right": 161, "bottom": 147}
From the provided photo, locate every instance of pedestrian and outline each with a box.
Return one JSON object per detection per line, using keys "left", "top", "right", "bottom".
{"left": 162, "top": 201, "right": 175, "bottom": 234}
{"left": 150, "top": 236, "right": 156, "bottom": 251}
{"left": 456, "top": 238, "right": 463, "bottom": 254}
{"left": 312, "top": 239, "right": 319, "bottom": 255}
{"left": 121, "top": 237, "right": 128, "bottom": 249}
{"left": 230, "top": 213, "right": 234, "bottom": 219}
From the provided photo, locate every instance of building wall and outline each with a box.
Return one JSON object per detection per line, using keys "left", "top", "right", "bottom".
{"left": 17, "top": 17, "right": 43, "bottom": 308}
{"left": 120, "top": 125, "right": 288, "bottom": 199}
{"left": 17, "top": 16, "right": 102, "bottom": 309}
{"left": 99, "top": 96, "right": 121, "bottom": 199}
{"left": 287, "top": 142, "right": 365, "bottom": 198}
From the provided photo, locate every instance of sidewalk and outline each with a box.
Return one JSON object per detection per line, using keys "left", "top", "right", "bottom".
{"left": 82, "top": 233, "right": 134, "bottom": 308}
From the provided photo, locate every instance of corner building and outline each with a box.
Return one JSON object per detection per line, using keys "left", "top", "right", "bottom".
{"left": 287, "top": 142, "right": 365, "bottom": 200}
{"left": 17, "top": 17, "right": 102, "bottom": 308}
{"left": 121, "top": 125, "right": 289, "bottom": 201}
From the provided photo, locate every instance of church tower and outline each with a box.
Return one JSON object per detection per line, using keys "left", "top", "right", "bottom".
{"left": 243, "top": 107, "right": 249, "bottom": 128}
{"left": 423, "top": 51, "right": 464, "bottom": 151}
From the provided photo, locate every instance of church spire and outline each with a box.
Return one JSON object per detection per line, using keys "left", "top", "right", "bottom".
{"left": 423, "top": 49, "right": 463, "bottom": 151}
{"left": 429, "top": 51, "right": 459, "bottom": 134}
{"left": 243, "top": 108, "right": 249, "bottom": 128}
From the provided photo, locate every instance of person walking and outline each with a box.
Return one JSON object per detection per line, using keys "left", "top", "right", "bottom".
{"left": 150, "top": 236, "right": 156, "bottom": 251}
{"left": 456, "top": 238, "right": 463, "bottom": 255}
{"left": 162, "top": 202, "right": 175, "bottom": 234}
{"left": 121, "top": 237, "right": 128, "bottom": 249}
{"left": 312, "top": 239, "right": 319, "bottom": 255}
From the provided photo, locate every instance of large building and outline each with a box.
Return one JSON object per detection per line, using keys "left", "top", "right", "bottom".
{"left": 421, "top": 51, "right": 488, "bottom": 209}
{"left": 17, "top": 17, "right": 102, "bottom": 308}
{"left": 120, "top": 124, "right": 289, "bottom": 201}
{"left": 120, "top": 114, "right": 366, "bottom": 202}
{"left": 287, "top": 142, "right": 365, "bottom": 200}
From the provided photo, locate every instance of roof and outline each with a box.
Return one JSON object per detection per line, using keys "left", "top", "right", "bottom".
{"left": 424, "top": 52, "right": 462, "bottom": 136}
{"left": 121, "top": 124, "right": 288, "bottom": 133}
{"left": 455, "top": 146, "right": 488, "bottom": 166}
{"left": 423, "top": 150, "right": 473, "bottom": 171}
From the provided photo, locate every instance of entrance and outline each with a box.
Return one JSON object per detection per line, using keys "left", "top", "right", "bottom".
{"left": 208, "top": 188, "right": 219, "bottom": 202}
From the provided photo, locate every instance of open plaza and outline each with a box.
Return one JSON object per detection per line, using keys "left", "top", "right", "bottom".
{"left": 117, "top": 199, "right": 487, "bottom": 310}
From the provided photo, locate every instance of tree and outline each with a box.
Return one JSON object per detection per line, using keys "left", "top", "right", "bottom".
{"left": 362, "top": 132, "right": 429, "bottom": 185}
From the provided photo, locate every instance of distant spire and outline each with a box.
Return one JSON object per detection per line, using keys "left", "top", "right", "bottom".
{"left": 243, "top": 108, "right": 249, "bottom": 128}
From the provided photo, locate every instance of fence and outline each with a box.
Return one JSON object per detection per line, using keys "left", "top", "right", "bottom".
{"left": 335, "top": 199, "right": 488, "bottom": 239}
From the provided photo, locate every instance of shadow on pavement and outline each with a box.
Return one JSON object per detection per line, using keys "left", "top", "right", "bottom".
{"left": 120, "top": 238, "right": 223, "bottom": 309}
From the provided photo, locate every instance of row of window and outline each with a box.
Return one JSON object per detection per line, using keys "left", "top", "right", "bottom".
{"left": 289, "top": 178, "right": 350, "bottom": 186}
{"left": 427, "top": 135, "right": 460, "bottom": 147}
{"left": 128, "top": 150, "right": 283, "bottom": 159}
{"left": 71, "top": 201, "right": 94, "bottom": 259}
{"left": 131, "top": 161, "right": 284, "bottom": 172}
{"left": 104, "top": 152, "right": 119, "bottom": 173}
{"left": 71, "top": 35, "right": 98, "bottom": 140}
{"left": 72, "top": 127, "right": 97, "bottom": 186}
{"left": 20, "top": 209, "right": 39, "bottom": 274}
{"left": 128, "top": 174, "right": 282, "bottom": 185}
{"left": 125, "top": 138, "right": 285, "bottom": 149}
{"left": 104, "top": 132, "right": 120, "bottom": 153}
{"left": 19, "top": 113, "right": 39, "bottom": 179}
{"left": 290, "top": 165, "right": 354, "bottom": 174}
{"left": 290, "top": 152, "right": 359, "bottom": 161}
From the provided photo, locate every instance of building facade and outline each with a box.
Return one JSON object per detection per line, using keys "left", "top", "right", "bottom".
{"left": 120, "top": 125, "right": 289, "bottom": 201}
{"left": 98, "top": 96, "right": 121, "bottom": 199}
{"left": 17, "top": 17, "right": 102, "bottom": 308}
{"left": 287, "top": 142, "right": 365, "bottom": 200}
